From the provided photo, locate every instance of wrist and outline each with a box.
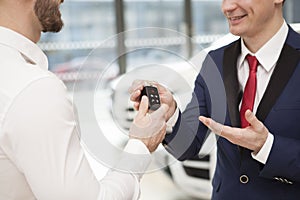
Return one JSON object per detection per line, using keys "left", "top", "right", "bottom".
{"left": 253, "top": 131, "right": 269, "bottom": 154}
{"left": 167, "top": 100, "right": 177, "bottom": 120}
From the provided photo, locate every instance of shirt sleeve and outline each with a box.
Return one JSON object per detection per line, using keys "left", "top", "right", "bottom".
{"left": 251, "top": 132, "right": 274, "bottom": 164}
{"left": 1, "top": 76, "right": 150, "bottom": 200}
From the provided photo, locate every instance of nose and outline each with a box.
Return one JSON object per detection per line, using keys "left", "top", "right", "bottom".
{"left": 222, "top": 0, "right": 237, "bottom": 14}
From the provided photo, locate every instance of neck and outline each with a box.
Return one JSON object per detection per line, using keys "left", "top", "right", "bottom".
{"left": 0, "top": 1, "right": 42, "bottom": 43}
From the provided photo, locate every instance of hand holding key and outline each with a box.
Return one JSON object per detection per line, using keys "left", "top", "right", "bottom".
{"left": 128, "top": 80, "right": 177, "bottom": 121}
{"left": 129, "top": 96, "right": 169, "bottom": 152}
{"left": 140, "top": 85, "right": 161, "bottom": 111}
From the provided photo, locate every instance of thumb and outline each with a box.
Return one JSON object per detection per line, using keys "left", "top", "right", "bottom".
{"left": 136, "top": 96, "right": 149, "bottom": 118}
{"left": 245, "top": 110, "right": 264, "bottom": 131}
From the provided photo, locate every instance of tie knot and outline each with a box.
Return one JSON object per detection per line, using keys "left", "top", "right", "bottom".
{"left": 246, "top": 54, "right": 258, "bottom": 72}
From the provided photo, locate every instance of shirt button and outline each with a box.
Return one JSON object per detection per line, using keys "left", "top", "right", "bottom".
{"left": 240, "top": 175, "right": 249, "bottom": 184}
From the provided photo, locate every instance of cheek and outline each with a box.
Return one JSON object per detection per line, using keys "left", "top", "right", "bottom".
{"left": 251, "top": 8, "right": 273, "bottom": 28}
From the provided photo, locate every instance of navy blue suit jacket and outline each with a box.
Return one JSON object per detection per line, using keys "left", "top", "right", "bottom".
{"left": 164, "top": 26, "right": 300, "bottom": 200}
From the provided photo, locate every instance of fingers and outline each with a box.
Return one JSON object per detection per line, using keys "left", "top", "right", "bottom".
{"left": 244, "top": 110, "right": 264, "bottom": 132}
{"left": 130, "top": 89, "right": 141, "bottom": 102}
{"left": 199, "top": 116, "right": 224, "bottom": 135}
{"left": 136, "top": 96, "right": 149, "bottom": 118}
{"left": 151, "top": 81, "right": 165, "bottom": 92}
{"left": 129, "top": 80, "right": 175, "bottom": 119}
{"left": 199, "top": 116, "right": 210, "bottom": 126}
{"left": 199, "top": 116, "right": 236, "bottom": 138}
{"left": 128, "top": 80, "right": 144, "bottom": 94}
{"left": 129, "top": 79, "right": 162, "bottom": 99}
{"left": 133, "top": 102, "right": 140, "bottom": 111}
{"left": 128, "top": 80, "right": 144, "bottom": 102}
{"left": 129, "top": 79, "right": 156, "bottom": 95}
{"left": 199, "top": 113, "right": 269, "bottom": 152}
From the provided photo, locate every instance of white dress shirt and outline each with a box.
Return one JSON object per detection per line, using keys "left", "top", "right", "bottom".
{"left": 0, "top": 26, "right": 150, "bottom": 200}
{"left": 238, "top": 21, "right": 288, "bottom": 164}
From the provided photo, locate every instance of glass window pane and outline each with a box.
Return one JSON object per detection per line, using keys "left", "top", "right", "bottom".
{"left": 283, "top": 0, "right": 300, "bottom": 23}
{"left": 38, "top": 0, "right": 116, "bottom": 81}
{"left": 124, "top": 0, "right": 183, "bottom": 32}
{"left": 192, "top": 0, "right": 227, "bottom": 35}
{"left": 123, "top": 0, "right": 186, "bottom": 66}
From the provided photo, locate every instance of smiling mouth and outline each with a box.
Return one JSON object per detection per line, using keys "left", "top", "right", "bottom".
{"left": 228, "top": 15, "right": 247, "bottom": 21}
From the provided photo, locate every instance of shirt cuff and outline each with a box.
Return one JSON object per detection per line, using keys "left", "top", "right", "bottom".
{"left": 251, "top": 133, "right": 274, "bottom": 164}
{"left": 115, "top": 139, "right": 152, "bottom": 180}
{"left": 166, "top": 107, "right": 179, "bottom": 133}
{"left": 124, "top": 139, "right": 150, "bottom": 155}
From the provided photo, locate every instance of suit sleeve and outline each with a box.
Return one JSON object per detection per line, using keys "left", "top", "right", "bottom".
{"left": 163, "top": 53, "right": 226, "bottom": 161}
{"left": 259, "top": 134, "right": 300, "bottom": 183}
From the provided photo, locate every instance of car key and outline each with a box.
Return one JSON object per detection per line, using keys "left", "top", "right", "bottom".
{"left": 140, "top": 85, "right": 161, "bottom": 111}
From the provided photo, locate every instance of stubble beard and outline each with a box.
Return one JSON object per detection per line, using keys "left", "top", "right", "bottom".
{"left": 34, "top": 0, "right": 64, "bottom": 33}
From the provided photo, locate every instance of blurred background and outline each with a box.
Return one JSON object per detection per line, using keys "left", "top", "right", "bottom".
{"left": 38, "top": 0, "right": 300, "bottom": 199}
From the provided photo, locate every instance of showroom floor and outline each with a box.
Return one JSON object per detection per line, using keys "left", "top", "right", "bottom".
{"left": 140, "top": 166, "right": 199, "bottom": 200}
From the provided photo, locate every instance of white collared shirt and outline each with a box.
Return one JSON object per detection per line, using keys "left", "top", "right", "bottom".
{"left": 238, "top": 22, "right": 289, "bottom": 164}
{"left": 0, "top": 26, "right": 150, "bottom": 200}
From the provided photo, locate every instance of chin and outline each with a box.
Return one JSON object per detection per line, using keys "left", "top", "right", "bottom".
{"left": 229, "top": 27, "right": 244, "bottom": 37}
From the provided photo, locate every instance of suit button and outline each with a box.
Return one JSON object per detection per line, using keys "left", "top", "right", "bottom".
{"left": 240, "top": 175, "right": 249, "bottom": 184}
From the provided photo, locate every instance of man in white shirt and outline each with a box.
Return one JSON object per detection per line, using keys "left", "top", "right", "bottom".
{"left": 0, "top": 0, "right": 168, "bottom": 199}
{"left": 129, "top": 0, "right": 300, "bottom": 199}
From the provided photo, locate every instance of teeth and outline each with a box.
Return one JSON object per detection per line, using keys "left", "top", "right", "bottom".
{"left": 230, "top": 16, "right": 243, "bottom": 21}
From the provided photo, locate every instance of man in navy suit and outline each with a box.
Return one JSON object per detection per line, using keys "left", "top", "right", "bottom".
{"left": 129, "top": 0, "right": 300, "bottom": 199}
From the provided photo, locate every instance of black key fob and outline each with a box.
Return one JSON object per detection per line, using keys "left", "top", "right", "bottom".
{"left": 140, "top": 86, "right": 161, "bottom": 110}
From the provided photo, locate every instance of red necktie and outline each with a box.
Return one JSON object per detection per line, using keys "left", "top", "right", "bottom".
{"left": 240, "top": 55, "right": 258, "bottom": 128}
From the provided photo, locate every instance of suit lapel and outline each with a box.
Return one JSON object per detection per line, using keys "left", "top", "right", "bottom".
{"left": 256, "top": 43, "right": 300, "bottom": 122}
{"left": 223, "top": 28, "right": 300, "bottom": 125}
{"left": 223, "top": 40, "right": 242, "bottom": 127}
